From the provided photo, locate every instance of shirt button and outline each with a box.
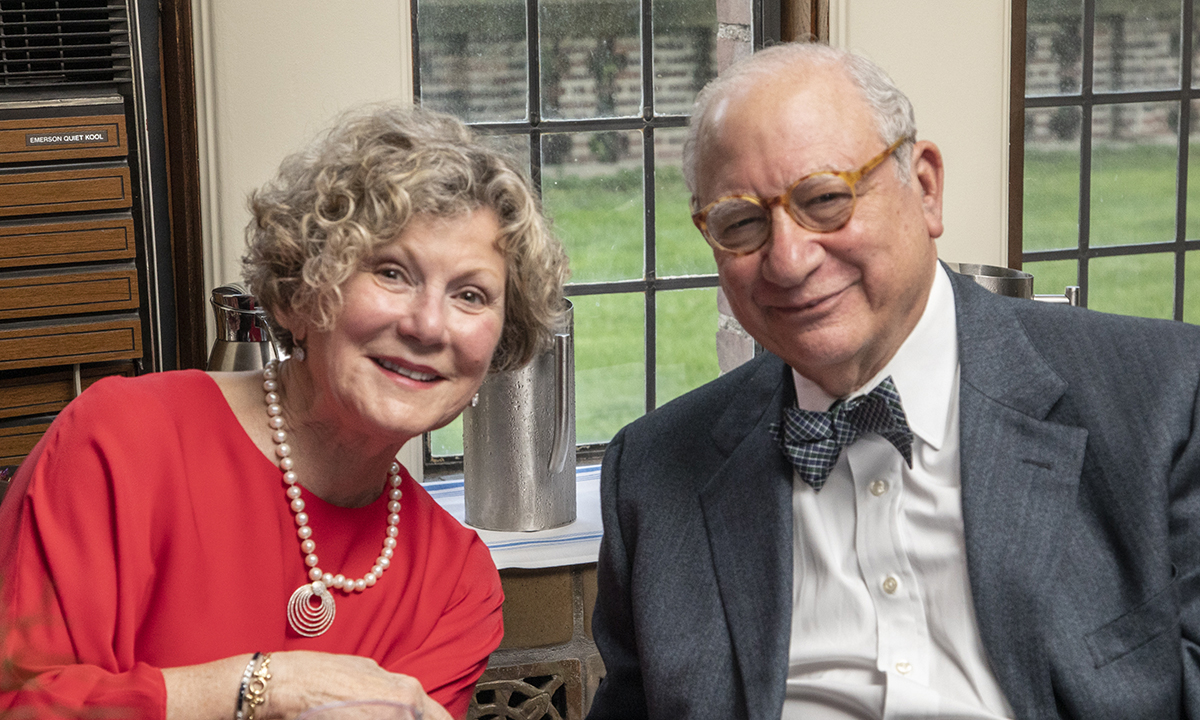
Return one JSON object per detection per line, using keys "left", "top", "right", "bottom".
{"left": 895, "top": 661, "right": 913, "bottom": 675}
{"left": 869, "top": 480, "right": 889, "bottom": 496}
{"left": 882, "top": 576, "right": 899, "bottom": 594}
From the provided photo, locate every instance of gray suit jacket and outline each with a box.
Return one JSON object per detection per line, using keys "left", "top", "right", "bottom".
{"left": 587, "top": 269, "right": 1200, "bottom": 719}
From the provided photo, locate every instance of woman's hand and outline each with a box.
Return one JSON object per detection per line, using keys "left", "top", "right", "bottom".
{"left": 164, "top": 651, "right": 454, "bottom": 720}
{"left": 264, "top": 651, "right": 453, "bottom": 720}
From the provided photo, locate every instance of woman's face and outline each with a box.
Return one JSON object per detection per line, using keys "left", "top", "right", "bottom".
{"left": 298, "top": 209, "right": 507, "bottom": 443}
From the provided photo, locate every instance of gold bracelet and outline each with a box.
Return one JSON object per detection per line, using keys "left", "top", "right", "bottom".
{"left": 244, "top": 653, "right": 272, "bottom": 720}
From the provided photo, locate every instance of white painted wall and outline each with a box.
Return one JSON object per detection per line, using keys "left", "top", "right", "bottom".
{"left": 831, "top": 0, "right": 1012, "bottom": 266}
{"left": 192, "top": 0, "right": 411, "bottom": 294}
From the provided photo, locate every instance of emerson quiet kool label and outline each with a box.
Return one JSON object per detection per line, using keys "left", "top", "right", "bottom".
{"left": 25, "top": 128, "right": 110, "bottom": 147}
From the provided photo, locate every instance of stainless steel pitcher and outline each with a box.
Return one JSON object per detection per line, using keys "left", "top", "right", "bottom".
{"left": 206, "top": 285, "right": 279, "bottom": 371}
{"left": 462, "top": 301, "right": 575, "bottom": 531}
{"left": 950, "top": 263, "right": 1034, "bottom": 299}
{"left": 949, "top": 263, "right": 1080, "bottom": 305}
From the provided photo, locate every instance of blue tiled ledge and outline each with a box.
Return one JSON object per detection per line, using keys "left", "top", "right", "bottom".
{"left": 426, "top": 464, "right": 602, "bottom": 570}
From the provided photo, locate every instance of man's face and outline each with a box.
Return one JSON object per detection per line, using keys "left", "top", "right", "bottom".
{"left": 693, "top": 63, "right": 944, "bottom": 396}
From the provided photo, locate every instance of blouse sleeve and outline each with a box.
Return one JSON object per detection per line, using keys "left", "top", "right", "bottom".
{"left": 417, "top": 535, "right": 503, "bottom": 718}
{"left": 0, "top": 378, "right": 169, "bottom": 720}
{"left": 380, "top": 483, "right": 504, "bottom": 720}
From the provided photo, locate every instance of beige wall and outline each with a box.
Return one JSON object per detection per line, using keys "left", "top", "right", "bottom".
{"left": 831, "top": 0, "right": 1012, "bottom": 266}
{"left": 192, "top": 0, "right": 412, "bottom": 295}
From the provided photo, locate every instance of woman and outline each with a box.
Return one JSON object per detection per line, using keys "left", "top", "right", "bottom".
{"left": 0, "top": 105, "right": 569, "bottom": 720}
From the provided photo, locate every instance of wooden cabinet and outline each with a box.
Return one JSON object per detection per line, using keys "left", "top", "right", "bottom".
{"left": 0, "top": 215, "right": 137, "bottom": 268}
{"left": 0, "top": 98, "right": 144, "bottom": 467}
{"left": 0, "top": 114, "right": 128, "bottom": 164}
{"left": 0, "top": 422, "right": 53, "bottom": 467}
{"left": 0, "top": 363, "right": 136, "bottom": 420}
{"left": 0, "top": 164, "right": 134, "bottom": 217}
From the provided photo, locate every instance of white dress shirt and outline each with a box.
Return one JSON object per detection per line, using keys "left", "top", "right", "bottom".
{"left": 782, "top": 265, "right": 1015, "bottom": 719}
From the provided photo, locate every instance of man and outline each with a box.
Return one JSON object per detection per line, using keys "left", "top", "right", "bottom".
{"left": 587, "top": 42, "right": 1200, "bottom": 719}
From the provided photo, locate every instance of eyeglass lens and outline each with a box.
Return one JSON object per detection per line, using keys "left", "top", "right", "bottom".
{"left": 704, "top": 174, "right": 856, "bottom": 252}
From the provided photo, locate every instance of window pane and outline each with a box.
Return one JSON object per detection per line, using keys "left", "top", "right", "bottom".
{"left": 656, "top": 287, "right": 719, "bottom": 406}
{"left": 656, "top": 126, "right": 714, "bottom": 276}
{"left": 542, "top": 130, "right": 644, "bottom": 282}
{"left": 652, "top": 0, "right": 717, "bottom": 115}
{"left": 575, "top": 292, "right": 644, "bottom": 444}
{"left": 540, "top": 0, "right": 641, "bottom": 120}
{"left": 1025, "top": 107, "right": 1081, "bottom": 252}
{"left": 1194, "top": 0, "right": 1200, "bottom": 88}
{"left": 1187, "top": 99, "right": 1200, "bottom": 240}
{"left": 1026, "top": 0, "right": 1083, "bottom": 97}
{"left": 1092, "top": 0, "right": 1182, "bottom": 93}
{"left": 417, "top": 0, "right": 528, "bottom": 122}
{"left": 430, "top": 416, "right": 464, "bottom": 458}
{"left": 1184, "top": 250, "right": 1200, "bottom": 322}
{"left": 1090, "top": 102, "right": 1178, "bottom": 247}
{"left": 1088, "top": 252, "right": 1175, "bottom": 318}
{"left": 1025, "top": 258, "right": 1079, "bottom": 297}
{"left": 478, "top": 132, "right": 532, "bottom": 173}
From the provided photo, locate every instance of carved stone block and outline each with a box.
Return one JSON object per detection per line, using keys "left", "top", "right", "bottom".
{"left": 468, "top": 659, "right": 582, "bottom": 720}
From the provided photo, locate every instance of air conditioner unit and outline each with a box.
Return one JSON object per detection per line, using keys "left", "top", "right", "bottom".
{"left": 0, "top": 0, "right": 175, "bottom": 467}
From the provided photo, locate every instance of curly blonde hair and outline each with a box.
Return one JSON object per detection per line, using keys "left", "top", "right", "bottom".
{"left": 244, "top": 104, "right": 569, "bottom": 372}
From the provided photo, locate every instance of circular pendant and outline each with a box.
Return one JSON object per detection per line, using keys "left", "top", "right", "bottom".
{"left": 287, "top": 581, "right": 336, "bottom": 637}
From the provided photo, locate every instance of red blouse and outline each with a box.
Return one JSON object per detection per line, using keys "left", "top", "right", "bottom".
{"left": 0, "top": 371, "right": 503, "bottom": 720}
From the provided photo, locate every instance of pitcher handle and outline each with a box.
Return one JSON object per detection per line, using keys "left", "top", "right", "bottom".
{"left": 548, "top": 331, "right": 571, "bottom": 473}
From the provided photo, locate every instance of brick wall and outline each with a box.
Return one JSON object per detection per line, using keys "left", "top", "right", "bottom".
{"left": 1026, "top": 14, "right": 1200, "bottom": 145}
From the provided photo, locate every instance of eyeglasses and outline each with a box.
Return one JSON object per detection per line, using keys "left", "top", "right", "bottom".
{"left": 691, "top": 134, "right": 914, "bottom": 255}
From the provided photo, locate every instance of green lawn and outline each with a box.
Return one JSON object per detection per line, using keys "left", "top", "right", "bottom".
{"left": 1024, "top": 143, "right": 1200, "bottom": 321}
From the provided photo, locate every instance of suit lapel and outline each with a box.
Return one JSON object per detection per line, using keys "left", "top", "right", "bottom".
{"left": 950, "top": 270, "right": 1088, "bottom": 714}
{"left": 699, "top": 354, "right": 795, "bottom": 720}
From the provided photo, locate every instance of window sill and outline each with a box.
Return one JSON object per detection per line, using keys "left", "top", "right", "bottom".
{"left": 426, "top": 465, "right": 602, "bottom": 570}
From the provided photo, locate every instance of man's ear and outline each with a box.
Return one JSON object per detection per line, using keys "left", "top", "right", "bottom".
{"left": 911, "top": 140, "right": 945, "bottom": 240}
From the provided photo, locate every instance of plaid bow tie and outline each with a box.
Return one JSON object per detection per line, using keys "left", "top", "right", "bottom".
{"left": 773, "top": 375, "right": 913, "bottom": 492}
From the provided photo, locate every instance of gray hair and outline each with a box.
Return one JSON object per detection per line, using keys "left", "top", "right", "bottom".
{"left": 682, "top": 42, "right": 918, "bottom": 193}
{"left": 244, "top": 103, "right": 570, "bottom": 373}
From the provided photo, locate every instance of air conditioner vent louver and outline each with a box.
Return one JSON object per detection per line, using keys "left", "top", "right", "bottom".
{"left": 0, "top": 1, "right": 130, "bottom": 88}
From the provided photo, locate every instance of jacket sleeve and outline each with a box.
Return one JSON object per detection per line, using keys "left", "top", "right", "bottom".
{"left": 586, "top": 430, "right": 650, "bottom": 720}
{"left": 1173, "top": 368, "right": 1200, "bottom": 719}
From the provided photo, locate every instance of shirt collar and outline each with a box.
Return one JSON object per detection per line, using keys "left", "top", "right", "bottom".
{"left": 791, "top": 262, "right": 959, "bottom": 450}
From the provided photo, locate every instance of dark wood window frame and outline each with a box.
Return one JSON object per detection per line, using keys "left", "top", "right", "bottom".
{"left": 159, "top": 0, "right": 206, "bottom": 370}
{"left": 1010, "top": 0, "right": 1200, "bottom": 319}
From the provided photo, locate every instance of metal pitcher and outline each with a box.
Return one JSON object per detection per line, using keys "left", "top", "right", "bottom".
{"left": 949, "top": 263, "right": 1080, "bottom": 305}
{"left": 206, "top": 285, "right": 279, "bottom": 371}
{"left": 949, "top": 263, "right": 1034, "bottom": 299}
{"left": 463, "top": 301, "right": 575, "bottom": 531}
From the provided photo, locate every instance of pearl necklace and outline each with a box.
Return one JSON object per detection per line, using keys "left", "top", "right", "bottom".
{"left": 263, "top": 360, "right": 403, "bottom": 637}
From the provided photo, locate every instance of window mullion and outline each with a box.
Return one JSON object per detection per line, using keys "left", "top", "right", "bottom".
{"left": 1075, "top": 0, "right": 1095, "bottom": 307}
{"left": 1175, "top": 0, "right": 1194, "bottom": 321}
